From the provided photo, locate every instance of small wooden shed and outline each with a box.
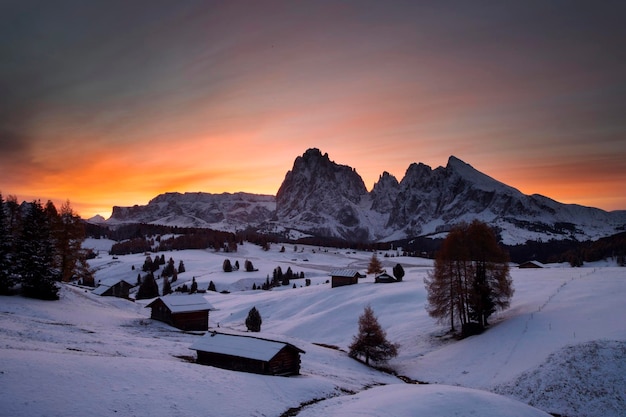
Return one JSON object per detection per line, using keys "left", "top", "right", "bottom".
{"left": 375, "top": 272, "right": 397, "bottom": 283}
{"left": 190, "top": 332, "right": 305, "bottom": 376}
{"left": 330, "top": 269, "right": 363, "bottom": 288}
{"left": 518, "top": 260, "right": 545, "bottom": 269}
{"left": 145, "top": 295, "right": 214, "bottom": 331}
{"left": 92, "top": 278, "right": 133, "bottom": 298}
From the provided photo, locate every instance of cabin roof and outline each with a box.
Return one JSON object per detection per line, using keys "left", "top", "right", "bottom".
{"left": 190, "top": 332, "right": 304, "bottom": 362}
{"left": 330, "top": 269, "right": 361, "bottom": 278}
{"left": 146, "top": 294, "right": 214, "bottom": 313}
{"left": 92, "top": 278, "right": 132, "bottom": 295}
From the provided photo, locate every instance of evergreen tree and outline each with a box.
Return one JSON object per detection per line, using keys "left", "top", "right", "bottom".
{"left": 0, "top": 194, "right": 16, "bottom": 294}
{"left": 223, "top": 259, "right": 233, "bottom": 272}
{"left": 245, "top": 306, "right": 262, "bottom": 332}
{"left": 136, "top": 272, "right": 159, "bottom": 300}
{"left": 142, "top": 256, "right": 154, "bottom": 272}
{"left": 15, "top": 201, "right": 59, "bottom": 300}
{"left": 178, "top": 260, "right": 185, "bottom": 273}
{"left": 163, "top": 257, "right": 175, "bottom": 277}
{"left": 55, "top": 200, "right": 90, "bottom": 283}
{"left": 392, "top": 263, "right": 405, "bottom": 281}
{"left": 244, "top": 259, "right": 255, "bottom": 272}
{"left": 208, "top": 280, "right": 216, "bottom": 292}
{"left": 162, "top": 275, "right": 172, "bottom": 295}
{"left": 349, "top": 305, "right": 398, "bottom": 365}
{"left": 367, "top": 253, "right": 383, "bottom": 275}
{"left": 234, "top": 260, "right": 240, "bottom": 270}
{"left": 190, "top": 277, "right": 198, "bottom": 294}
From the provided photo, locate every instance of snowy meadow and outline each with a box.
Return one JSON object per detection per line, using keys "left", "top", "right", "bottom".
{"left": 1, "top": 239, "right": 625, "bottom": 417}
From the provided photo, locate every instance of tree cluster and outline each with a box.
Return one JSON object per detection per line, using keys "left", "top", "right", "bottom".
{"left": 424, "top": 220, "right": 513, "bottom": 336}
{"left": 0, "top": 195, "right": 93, "bottom": 299}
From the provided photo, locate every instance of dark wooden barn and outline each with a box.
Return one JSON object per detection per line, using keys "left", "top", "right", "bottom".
{"left": 92, "top": 278, "right": 133, "bottom": 298}
{"left": 190, "top": 332, "right": 305, "bottom": 376}
{"left": 145, "top": 295, "right": 214, "bottom": 331}
{"left": 330, "top": 269, "right": 363, "bottom": 288}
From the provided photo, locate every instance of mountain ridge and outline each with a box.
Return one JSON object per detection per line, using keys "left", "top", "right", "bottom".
{"left": 104, "top": 149, "right": 626, "bottom": 245}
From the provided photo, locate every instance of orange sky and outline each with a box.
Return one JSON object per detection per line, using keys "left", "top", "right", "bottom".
{"left": 1, "top": 1, "right": 625, "bottom": 219}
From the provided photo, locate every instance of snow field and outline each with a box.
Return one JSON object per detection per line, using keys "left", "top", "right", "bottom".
{"left": 1, "top": 240, "right": 624, "bottom": 416}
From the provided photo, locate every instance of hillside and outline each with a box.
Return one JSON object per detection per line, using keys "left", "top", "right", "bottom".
{"left": 1, "top": 241, "right": 625, "bottom": 416}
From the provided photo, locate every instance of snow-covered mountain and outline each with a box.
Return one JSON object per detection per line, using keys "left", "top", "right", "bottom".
{"left": 104, "top": 149, "right": 626, "bottom": 245}
{"left": 107, "top": 192, "right": 275, "bottom": 231}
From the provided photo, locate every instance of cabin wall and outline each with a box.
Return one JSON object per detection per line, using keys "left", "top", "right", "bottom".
{"left": 196, "top": 351, "right": 267, "bottom": 374}
{"left": 268, "top": 347, "right": 301, "bottom": 376}
{"left": 331, "top": 276, "right": 357, "bottom": 288}
{"left": 171, "top": 311, "right": 209, "bottom": 331}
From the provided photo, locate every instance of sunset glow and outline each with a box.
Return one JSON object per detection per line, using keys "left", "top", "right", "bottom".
{"left": 1, "top": 1, "right": 625, "bottom": 219}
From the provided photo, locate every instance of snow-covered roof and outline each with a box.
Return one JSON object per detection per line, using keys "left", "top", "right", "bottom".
{"left": 518, "top": 260, "right": 546, "bottom": 268}
{"left": 146, "top": 294, "right": 214, "bottom": 313}
{"left": 190, "top": 332, "right": 304, "bottom": 362}
{"left": 92, "top": 278, "right": 132, "bottom": 295}
{"left": 330, "top": 269, "right": 361, "bottom": 278}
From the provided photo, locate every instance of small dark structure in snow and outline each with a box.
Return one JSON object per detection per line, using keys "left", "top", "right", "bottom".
{"left": 145, "top": 295, "right": 214, "bottom": 331}
{"left": 518, "top": 260, "right": 545, "bottom": 269}
{"left": 330, "top": 269, "right": 363, "bottom": 288}
{"left": 375, "top": 272, "right": 397, "bottom": 283}
{"left": 190, "top": 332, "right": 305, "bottom": 376}
{"left": 92, "top": 278, "right": 133, "bottom": 298}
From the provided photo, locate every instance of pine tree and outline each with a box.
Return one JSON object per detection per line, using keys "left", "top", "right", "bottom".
{"left": 163, "top": 257, "right": 175, "bottom": 277}
{"left": 244, "top": 259, "right": 255, "bottom": 272}
{"left": 190, "top": 277, "right": 198, "bottom": 294}
{"left": 392, "top": 263, "right": 405, "bottom": 282}
{"left": 0, "top": 194, "right": 16, "bottom": 294}
{"left": 162, "top": 275, "right": 172, "bottom": 295}
{"left": 136, "top": 272, "right": 159, "bottom": 300}
{"left": 208, "top": 280, "right": 216, "bottom": 292}
{"left": 223, "top": 259, "right": 233, "bottom": 272}
{"left": 367, "top": 253, "right": 383, "bottom": 275}
{"left": 15, "top": 201, "right": 59, "bottom": 300}
{"left": 349, "top": 305, "right": 398, "bottom": 365}
{"left": 178, "top": 260, "right": 185, "bottom": 273}
{"left": 245, "top": 306, "right": 262, "bottom": 332}
{"left": 53, "top": 200, "right": 87, "bottom": 282}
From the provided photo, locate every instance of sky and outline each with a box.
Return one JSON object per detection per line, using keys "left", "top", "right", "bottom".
{"left": 1, "top": 0, "right": 625, "bottom": 218}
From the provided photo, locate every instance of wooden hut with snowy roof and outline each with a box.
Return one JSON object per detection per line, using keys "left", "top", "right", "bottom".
{"left": 92, "top": 277, "right": 133, "bottom": 298}
{"left": 190, "top": 332, "right": 305, "bottom": 376}
{"left": 145, "top": 294, "right": 214, "bottom": 331}
{"left": 375, "top": 272, "right": 397, "bottom": 283}
{"left": 330, "top": 269, "right": 363, "bottom": 288}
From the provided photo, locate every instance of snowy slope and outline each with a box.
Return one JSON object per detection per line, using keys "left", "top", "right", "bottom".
{"left": 2, "top": 242, "right": 625, "bottom": 417}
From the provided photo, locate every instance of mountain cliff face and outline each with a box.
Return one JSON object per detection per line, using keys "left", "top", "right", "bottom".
{"left": 275, "top": 148, "right": 371, "bottom": 240}
{"left": 104, "top": 149, "right": 626, "bottom": 245}
{"left": 108, "top": 192, "right": 275, "bottom": 231}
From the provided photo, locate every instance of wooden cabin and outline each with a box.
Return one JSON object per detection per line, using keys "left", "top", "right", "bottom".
{"left": 145, "top": 295, "right": 214, "bottom": 331}
{"left": 375, "top": 272, "right": 397, "bottom": 283}
{"left": 92, "top": 278, "right": 133, "bottom": 298}
{"left": 518, "top": 260, "right": 545, "bottom": 269}
{"left": 330, "top": 269, "right": 363, "bottom": 288}
{"left": 190, "top": 332, "right": 305, "bottom": 376}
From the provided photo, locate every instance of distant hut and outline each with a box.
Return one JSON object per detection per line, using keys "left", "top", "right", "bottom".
{"left": 92, "top": 278, "right": 133, "bottom": 298}
{"left": 190, "top": 332, "right": 305, "bottom": 376}
{"left": 518, "top": 260, "right": 545, "bottom": 269}
{"left": 145, "top": 294, "right": 214, "bottom": 331}
{"left": 330, "top": 269, "right": 363, "bottom": 288}
{"left": 374, "top": 272, "right": 396, "bottom": 283}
